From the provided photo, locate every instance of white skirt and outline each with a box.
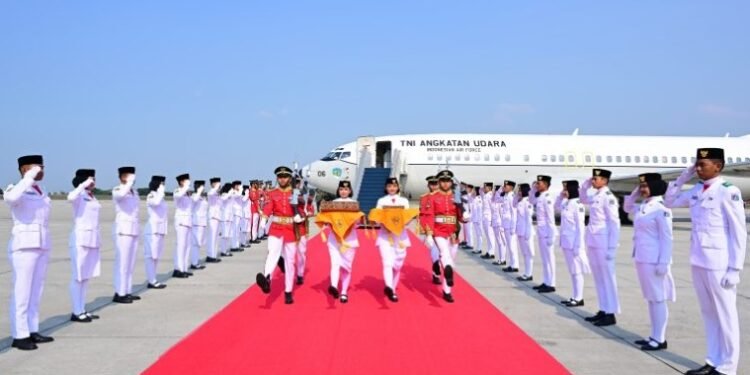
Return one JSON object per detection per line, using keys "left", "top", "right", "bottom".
{"left": 69, "top": 233, "right": 101, "bottom": 281}
{"left": 635, "top": 262, "right": 676, "bottom": 302}
{"left": 562, "top": 248, "right": 591, "bottom": 275}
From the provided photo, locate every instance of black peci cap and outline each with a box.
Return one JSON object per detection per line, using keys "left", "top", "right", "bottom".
{"left": 536, "top": 175, "right": 551, "bottom": 184}
{"left": 696, "top": 148, "right": 724, "bottom": 161}
{"left": 592, "top": 169, "right": 612, "bottom": 179}
{"left": 18, "top": 155, "right": 44, "bottom": 168}
{"left": 118, "top": 166, "right": 136, "bottom": 175}
{"left": 176, "top": 173, "right": 190, "bottom": 182}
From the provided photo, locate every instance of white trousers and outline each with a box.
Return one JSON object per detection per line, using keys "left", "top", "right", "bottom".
{"left": 435, "top": 237, "right": 458, "bottom": 294}
{"left": 191, "top": 225, "right": 206, "bottom": 266}
{"left": 562, "top": 249, "right": 588, "bottom": 301}
{"left": 207, "top": 218, "right": 220, "bottom": 258}
{"left": 378, "top": 244, "right": 407, "bottom": 290}
{"left": 114, "top": 233, "right": 138, "bottom": 296}
{"left": 587, "top": 246, "right": 620, "bottom": 314}
{"left": 328, "top": 243, "right": 357, "bottom": 295}
{"left": 69, "top": 243, "right": 99, "bottom": 316}
{"left": 144, "top": 233, "right": 165, "bottom": 284}
{"left": 517, "top": 235, "right": 535, "bottom": 277}
{"left": 482, "top": 220, "right": 497, "bottom": 256}
{"left": 472, "top": 221, "right": 483, "bottom": 251}
{"left": 537, "top": 235, "right": 556, "bottom": 287}
{"left": 250, "top": 213, "right": 260, "bottom": 241}
{"left": 502, "top": 227, "right": 519, "bottom": 268}
{"left": 8, "top": 248, "right": 49, "bottom": 339}
{"left": 296, "top": 236, "right": 308, "bottom": 277}
{"left": 174, "top": 225, "right": 192, "bottom": 272}
{"left": 494, "top": 225, "right": 506, "bottom": 261}
{"left": 692, "top": 266, "right": 740, "bottom": 375}
{"left": 464, "top": 221, "right": 474, "bottom": 247}
{"left": 264, "top": 236, "right": 298, "bottom": 293}
{"left": 69, "top": 279, "right": 89, "bottom": 316}
{"left": 231, "top": 216, "right": 242, "bottom": 248}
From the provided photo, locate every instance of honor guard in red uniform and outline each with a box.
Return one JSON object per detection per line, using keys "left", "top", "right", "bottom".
{"left": 424, "top": 170, "right": 465, "bottom": 303}
{"left": 419, "top": 175, "right": 441, "bottom": 285}
{"left": 249, "top": 180, "right": 262, "bottom": 243}
{"left": 256, "top": 166, "right": 303, "bottom": 304}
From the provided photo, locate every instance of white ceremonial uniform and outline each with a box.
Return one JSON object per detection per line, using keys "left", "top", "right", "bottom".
{"left": 531, "top": 190, "right": 557, "bottom": 287}
{"left": 471, "top": 194, "right": 484, "bottom": 252}
{"left": 112, "top": 182, "right": 140, "bottom": 297}
{"left": 491, "top": 191, "right": 506, "bottom": 262}
{"left": 327, "top": 197, "right": 360, "bottom": 295}
{"left": 376, "top": 194, "right": 411, "bottom": 291}
{"left": 68, "top": 184, "right": 101, "bottom": 315}
{"left": 580, "top": 184, "right": 621, "bottom": 314}
{"left": 624, "top": 194, "right": 675, "bottom": 344}
{"left": 220, "top": 191, "right": 234, "bottom": 254}
{"left": 514, "top": 196, "right": 535, "bottom": 278}
{"left": 173, "top": 186, "right": 193, "bottom": 273}
{"left": 501, "top": 191, "right": 519, "bottom": 268}
{"left": 665, "top": 176, "right": 746, "bottom": 375}
{"left": 5, "top": 176, "right": 51, "bottom": 339}
{"left": 460, "top": 193, "right": 471, "bottom": 247}
{"left": 482, "top": 191, "right": 498, "bottom": 257}
{"left": 206, "top": 186, "right": 221, "bottom": 258}
{"left": 144, "top": 189, "right": 167, "bottom": 284}
{"left": 241, "top": 191, "right": 251, "bottom": 245}
{"left": 559, "top": 197, "right": 591, "bottom": 301}
{"left": 231, "top": 189, "right": 243, "bottom": 249}
{"left": 191, "top": 192, "right": 208, "bottom": 266}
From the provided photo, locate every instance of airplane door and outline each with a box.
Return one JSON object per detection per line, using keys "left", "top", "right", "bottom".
{"left": 376, "top": 141, "right": 392, "bottom": 168}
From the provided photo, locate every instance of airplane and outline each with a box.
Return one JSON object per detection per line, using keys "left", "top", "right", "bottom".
{"left": 301, "top": 132, "right": 750, "bottom": 202}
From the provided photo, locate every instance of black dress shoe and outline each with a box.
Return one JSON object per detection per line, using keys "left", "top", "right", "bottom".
{"left": 594, "top": 314, "right": 617, "bottom": 327}
{"left": 190, "top": 264, "right": 206, "bottom": 270}
{"left": 432, "top": 275, "right": 441, "bottom": 285}
{"left": 561, "top": 299, "right": 584, "bottom": 307}
{"left": 640, "top": 339, "right": 667, "bottom": 351}
{"left": 205, "top": 257, "right": 222, "bottom": 263}
{"left": 71, "top": 313, "right": 92, "bottom": 323}
{"left": 113, "top": 294, "right": 133, "bottom": 304}
{"left": 584, "top": 311, "right": 605, "bottom": 322}
{"left": 284, "top": 292, "right": 294, "bottom": 305}
{"left": 11, "top": 337, "right": 37, "bottom": 351}
{"left": 459, "top": 241, "right": 467, "bottom": 247}
{"left": 277, "top": 257, "right": 286, "bottom": 274}
{"left": 685, "top": 364, "right": 716, "bottom": 375}
{"left": 444, "top": 265, "right": 455, "bottom": 287}
{"left": 443, "top": 292, "right": 455, "bottom": 303}
{"left": 537, "top": 285, "right": 556, "bottom": 293}
{"left": 502, "top": 266, "right": 519, "bottom": 273}
{"left": 471, "top": 249, "right": 482, "bottom": 254}
{"left": 517, "top": 275, "right": 533, "bottom": 282}
{"left": 148, "top": 282, "right": 167, "bottom": 289}
{"left": 127, "top": 294, "right": 141, "bottom": 301}
{"left": 328, "top": 285, "right": 340, "bottom": 299}
{"left": 340, "top": 295, "right": 349, "bottom": 304}
{"left": 85, "top": 311, "right": 100, "bottom": 320}
{"left": 220, "top": 252, "right": 233, "bottom": 257}
{"left": 480, "top": 253, "right": 492, "bottom": 259}
{"left": 30, "top": 332, "right": 54, "bottom": 343}
{"left": 493, "top": 260, "right": 507, "bottom": 266}
{"left": 532, "top": 283, "right": 547, "bottom": 290}
{"left": 296, "top": 276, "right": 304, "bottom": 285}
{"left": 172, "top": 270, "right": 188, "bottom": 278}
{"left": 432, "top": 261, "right": 442, "bottom": 276}
{"left": 184, "top": 271, "right": 194, "bottom": 277}
{"left": 384, "top": 287, "right": 398, "bottom": 302}
{"left": 256, "top": 273, "right": 271, "bottom": 294}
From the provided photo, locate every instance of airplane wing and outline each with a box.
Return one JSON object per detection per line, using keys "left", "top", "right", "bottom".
{"left": 608, "top": 162, "right": 750, "bottom": 194}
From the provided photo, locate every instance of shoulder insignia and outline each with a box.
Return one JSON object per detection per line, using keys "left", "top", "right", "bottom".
{"left": 664, "top": 211, "right": 671, "bottom": 217}
{"left": 578, "top": 207, "right": 584, "bottom": 213}
{"left": 609, "top": 199, "right": 616, "bottom": 205}
{"left": 723, "top": 182, "right": 732, "bottom": 187}
{"left": 113, "top": 187, "right": 121, "bottom": 191}
{"left": 732, "top": 194, "right": 741, "bottom": 201}
{"left": 605, "top": 191, "right": 612, "bottom": 195}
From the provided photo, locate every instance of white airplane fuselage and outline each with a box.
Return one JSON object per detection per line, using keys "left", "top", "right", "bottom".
{"left": 303, "top": 134, "right": 750, "bottom": 198}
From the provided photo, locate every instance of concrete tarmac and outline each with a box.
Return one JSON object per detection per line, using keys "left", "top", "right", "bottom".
{"left": 0, "top": 200, "right": 747, "bottom": 374}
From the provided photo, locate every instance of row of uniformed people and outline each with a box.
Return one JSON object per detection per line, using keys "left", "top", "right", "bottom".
{"left": 3, "top": 156, "right": 267, "bottom": 351}
{"left": 453, "top": 147, "right": 745, "bottom": 375}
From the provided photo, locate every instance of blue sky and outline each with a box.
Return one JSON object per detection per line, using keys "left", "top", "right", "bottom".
{"left": 1, "top": 1, "right": 748, "bottom": 191}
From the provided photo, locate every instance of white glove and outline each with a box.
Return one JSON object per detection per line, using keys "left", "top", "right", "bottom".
{"left": 462, "top": 211, "right": 471, "bottom": 220}
{"left": 425, "top": 235, "right": 436, "bottom": 249}
{"left": 196, "top": 186, "right": 204, "bottom": 195}
{"left": 126, "top": 174, "right": 136, "bottom": 185}
{"left": 157, "top": 184, "right": 165, "bottom": 195}
{"left": 260, "top": 217, "right": 268, "bottom": 229}
{"left": 605, "top": 248, "right": 616, "bottom": 261}
{"left": 676, "top": 165, "right": 696, "bottom": 186}
{"left": 81, "top": 177, "right": 95, "bottom": 189}
{"left": 24, "top": 166, "right": 42, "bottom": 180}
{"left": 582, "top": 178, "right": 592, "bottom": 190}
{"left": 655, "top": 264, "right": 669, "bottom": 276}
{"left": 629, "top": 186, "right": 640, "bottom": 198}
{"left": 545, "top": 236, "right": 554, "bottom": 247}
{"left": 184, "top": 180, "right": 191, "bottom": 188}
{"left": 293, "top": 214, "right": 304, "bottom": 223}
{"left": 721, "top": 269, "right": 741, "bottom": 288}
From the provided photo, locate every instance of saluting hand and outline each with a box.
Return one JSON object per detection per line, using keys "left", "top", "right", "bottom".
{"left": 81, "top": 177, "right": 95, "bottom": 189}
{"left": 24, "top": 165, "right": 42, "bottom": 180}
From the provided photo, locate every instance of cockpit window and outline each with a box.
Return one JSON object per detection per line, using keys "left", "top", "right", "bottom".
{"left": 341, "top": 151, "right": 351, "bottom": 159}
{"left": 321, "top": 151, "right": 343, "bottom": 161}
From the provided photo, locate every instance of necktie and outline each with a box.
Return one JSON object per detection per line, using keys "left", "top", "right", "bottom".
{"left": 702, "top": 183, "right": 710, "bottom": 192}
{"left": 32, "top": 185, "right": 42, "bottom": 195}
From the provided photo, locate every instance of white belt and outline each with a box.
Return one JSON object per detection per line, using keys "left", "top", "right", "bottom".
{"left": 434, "top": 216, "right": 456, "bottom": 224}
{"left": 272, "top": 216, "right": 294, "bottom": 225}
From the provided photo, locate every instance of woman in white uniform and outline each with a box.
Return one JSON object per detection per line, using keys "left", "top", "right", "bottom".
{"left": 68, "top": 169, "right": 101, "bottom": 323}
{"left": 326, "top": 181, "right": 360, "bottom": 303}
{"left": 375, "top": 177, "right": 411, "bottom": 302}
{"left": 624, "top": 173, "right": 675, "bottom": 351}
{"left": 144, "top": 176, "right": 169, "bottom": 286}
{"left": 514, "top": 184, "right": 536, "bottom": 282}
{"left": 558, "top": 180, "right": 590, "bottom": 307}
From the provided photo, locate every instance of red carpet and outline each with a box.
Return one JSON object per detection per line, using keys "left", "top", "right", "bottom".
{"left": 144, "top": 230, "right": 570, "bottom": 375}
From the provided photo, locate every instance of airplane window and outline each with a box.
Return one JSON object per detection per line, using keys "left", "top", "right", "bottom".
{"left": 585, "top": 155, "right": 592, "bottom": 163}
{"left": 606, "top": 156, "right": 613, "bottom": 163}
{"left": 542, "top": 155, "right": 548, "bottom": 162}
{"left": 691, "top": 157, "right": 696, "bottom": 163}
{"left": 558, "top": 155, "right": 564, "bottom": 162}
{"left": 681, "top": 156, "right": 687, "bottom": 164}
{"left": 652, "top": 156, "right": 658, "bottom": 163}
{"left": 320, "top": 151, "right": 340, "bottom": 161}
{"left": 524, "top": 155, "right": 530, "bottom": 162}
{"left": 625, "top": 156, "right": 631, "bottom": 163}
{"left": 746, "top": 157, "right": 750, "bottom": 163}
{"left": 671, "top": 156, "right": 677, "bottom": 164}
{"left": 551, "top": 155, "right": 557, "bottom": 162}
{"left": 616, "top": 156, "right": 622, "bottom": 163}
{"left": 661, "top": 156, "right": 668, "bottom": 163}
{"left": 567, "top": 155, "right": 574, "bottom": 163}
{"left": 643, "top": 155, "right": 649, "bottom": 163}
{"left": 484, "top": 154, "right": 490, "bottom": 161}
{"left": 437, "top": 155, "right": 443, "bottom": 161}
{"left": 428, "top": 155, "right": 434, "bottom": 161}
{"left": 596, "top": 155, "right": 602, "bottom": 163}
{"left": 464, "top": 154, "right": 470, "bottom": 161}
{"left": 341, "top": 152, "right": 351, "bottom": 159}
{"left": 474, "top": 154, "right": 480, "bottom": 161}
{"left": 494, "top": 154, "right": 500, "bottom": 161}
{"left": 634, "top": 156, "right": 640, "bottom": 163}
{"left": 446, "top": 155, "right": 452, "bottom": 161}
{"left": 727, "top": 157, "right": 733, "bottom": 164}
{"left": 505, "top": 154, "right": 511, "bottom": 162}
